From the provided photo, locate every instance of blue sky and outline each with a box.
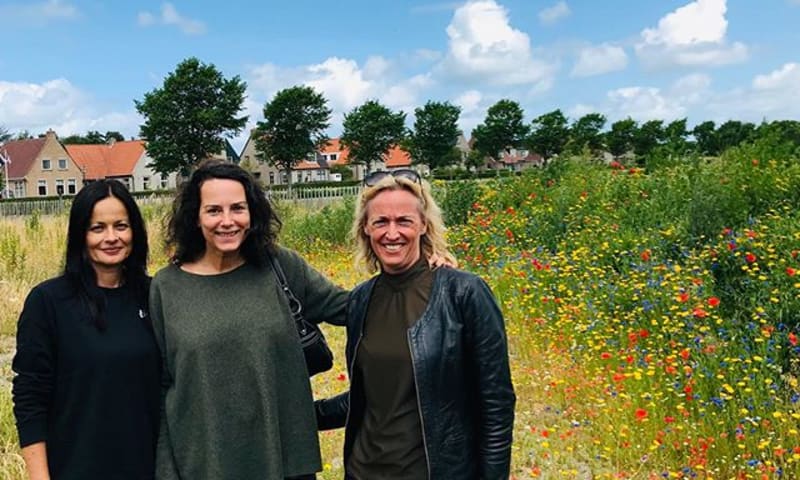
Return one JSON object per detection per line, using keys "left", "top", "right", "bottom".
{"left": 1, "top": 0, "right": 799, "bottom": 152}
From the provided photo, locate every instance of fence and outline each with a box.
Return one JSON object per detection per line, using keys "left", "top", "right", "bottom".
{"left": 0, "top": 185, "right": 364, "bottom": 216}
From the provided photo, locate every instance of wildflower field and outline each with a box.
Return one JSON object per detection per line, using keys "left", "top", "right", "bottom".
{"left": 1, "top": 143, "right": 800, "bottom": 478}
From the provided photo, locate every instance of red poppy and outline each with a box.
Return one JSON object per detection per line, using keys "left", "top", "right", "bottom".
{"left": 640, "top": 249, "right": 651, "bottom": 262}
{"left": 693, "top": 307, "right": 707, "bottom": 318}
{"left": 745, "top": 252, "right": 757, "bottom": 263}
{"left": 678, "top": 292, "right": 690, "bottom": 303}
{"left": 664, "top": 416, "right": 675, "bottom": 423}
{"left": 679, "top": 349, "right": 691, "bottom": 361}
{"left": 789, "top": 333, "right": 798, "bottom": 346}
{"left": 787, "top": 267, "right": 796, "bottom": 277}
{"left": 635, "top": 408, "right": 648, "bottom": 421}
{"left": 708, "top": 297, "right": 720, "bottom": 307}
{"left": 337, "top": 373, "right": 347, "bottom": 381}
{"left": 639, "top": 329, "right": 649, "bottom": 338}
{"left": 601, "top": 352, "right": 612, "bottom": 360}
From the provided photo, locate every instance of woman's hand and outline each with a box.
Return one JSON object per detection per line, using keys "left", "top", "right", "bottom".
{"left": 427, "top": 252, "right": 456, "bottom": 269}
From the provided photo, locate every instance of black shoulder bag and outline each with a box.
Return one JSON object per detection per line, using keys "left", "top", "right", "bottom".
{"left": 268, "top": 254, "right": 334, "bottom": 377}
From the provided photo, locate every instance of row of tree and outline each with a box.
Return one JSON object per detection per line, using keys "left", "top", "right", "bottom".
{"left": 5, "top": 57, "right": 800, "bottom": 185}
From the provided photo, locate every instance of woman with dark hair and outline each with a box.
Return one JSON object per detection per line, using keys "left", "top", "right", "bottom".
{"left": 150, "top": 161, "right": 347, "bottom": 479}
{"left": 12, "top": 179, "right": 159, "bottom": 479}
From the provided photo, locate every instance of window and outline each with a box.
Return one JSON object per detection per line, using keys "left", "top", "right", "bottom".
{"left": 58, "top": 158, "right": 67, "bottom": 170}
{"left": 38, "top": 179, "right": 47, "bottom": 196}
{"left": 317, "top": 170, "right": 325, "bottom": 180}
{"left": 160, "top": 174, "right": 168, "bottom": 189}
{"left": 330, "top": 153, "right": 338, "bottom": 161}
{"left": 14, "top": 181, "right": 25, "bottom": 198}
{"left": 67, "top": 179, "right": 77, "bottom": 195}
{"left": 55, "top": 179, "right": 64, "bottom": 196}
{"left": 143, "top": 176, "right": 150, "bottom": 190}
{"left": 42, "top": 159, "right": 51, "bottom": 170}
{"left": 269, "top": 172, "right": 275, "bottom": 185}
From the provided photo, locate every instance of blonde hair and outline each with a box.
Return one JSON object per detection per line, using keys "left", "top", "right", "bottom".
{"left": 352, "top": 175, "right": 458, "bottom": 274}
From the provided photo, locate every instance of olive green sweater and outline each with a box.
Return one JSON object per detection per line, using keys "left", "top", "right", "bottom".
{"left": 150, "top": 247, "right": 347, "bottom": 479}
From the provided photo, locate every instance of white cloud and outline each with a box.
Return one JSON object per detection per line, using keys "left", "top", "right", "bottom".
{"left": 538, "top": 1, "right": 570, "bottom": 25}
{"left": 245, "top": 56, "right": 435, "bottom": 136}
{"left": 305, "top": 58, "right": 375, "bottom": 113}
{"left": 0, "top": 79, "right": 140, "bottom": 138}
{"left": 137, "top": 3, "right": 206, "bottom": 35}
{"left": 0, "top": 0, "right": 78, "bottom": 26}
{"left": 752, "top": 63, "right": 800, "bottom": 90}
{"left": 363, "top": 56, "right": 392, "bottom": 79}
{"left": 571, "top": 43, "right": 628, "bottom": 77}
{"left": 438, "top": 0, "right": 557, "bottom": 87}
{"left": 705, "top": 63, "right": 800, "bottom": 121}
{"left": 635, "top": 0, "right": 747, "bottom": 68}
{"left": 453, "top": 90, "right": 482, "bottom": 114}
{"left": 606, "top": 86, "right": 687, "bottom": 121}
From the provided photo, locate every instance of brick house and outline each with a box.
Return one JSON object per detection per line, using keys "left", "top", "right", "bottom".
{"left": 239, "top": 135, "right": 418, "bottom": 186}
{"left": 65, "top": 139, "right": 180, "bottom": 192}
{"left": 2, "top": 130, "right": 84, "bottom": 198}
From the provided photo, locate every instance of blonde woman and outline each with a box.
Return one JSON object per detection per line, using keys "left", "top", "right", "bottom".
{"left": 316, "top": 169, "right": 515, "bottom": 479}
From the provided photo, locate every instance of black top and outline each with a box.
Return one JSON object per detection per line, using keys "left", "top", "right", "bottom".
{"left": 347, "top": 259, "right": 432, "bottom": 480}
{"left": 12, "top": 276, "right": 160, "bottom": 480}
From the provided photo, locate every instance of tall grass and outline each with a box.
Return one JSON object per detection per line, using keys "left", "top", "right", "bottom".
{"left": 1, "top": 148, "right": 799, "bottom": 478}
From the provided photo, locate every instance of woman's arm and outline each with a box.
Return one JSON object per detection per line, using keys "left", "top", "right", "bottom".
{"left": 278, "top": 247, "right": 349, "bottom": 327}
{"left": 462, "top": 275, "right": 516, "bottom": 480}
{"left": 21, "top": 442, "right": 50, "bottom": 480}
{"left": 314, "top": 392, "right": 350, "bottom": 430}
{"left": 12, "top": 286, "right": 55, "bottom": 479}
{"left": 149, "top": 278, "right": 181, "bottom": 480}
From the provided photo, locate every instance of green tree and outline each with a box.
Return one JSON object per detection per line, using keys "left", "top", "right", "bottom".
{"left": 62, "top": 130, "right": 125, "bottom": 144}
{"left": 254, "top": 85, "right": 331, "bottom": 191}
{"left": 692, "top": 121, "right": 719, "bottom": 156}
{"left": 0, "top": 126, "right": 11, "bottom": 143}
{"left": 15, "top": 130, "right": 33, "bottom": 140}
{"left": 135, "top": 57, "right": 247, "bottom": 175}
{"left": 527, "top": 109, "right": 569, "bottom": 164}
{"left": 567, "top": 113, "right": 606, "bottom": 157}
{"left": 664, "top": 118, "right": 689, "bottom": 155}
{"left": 340, "top": 100, "right": 406, "bottom": 173}
{"left": 716, "top": 120, "right": 756, "bottom": 152}
{"left": 471, "top": 99, "right": 528, "bottom": 161}
{"left": 606, "top": 118, "right": 637, "bottom": 160}
{"left": 330, "top": 164, "right": 354, "bottom": 181}
{"left": 106, "top": 131, "right": 126, "bottom": 142}
{"left": 632, "top": 119, "right": 665, "bottom": 160}
{"left": 406, "top": 101, "right": 462, "bottom": 170}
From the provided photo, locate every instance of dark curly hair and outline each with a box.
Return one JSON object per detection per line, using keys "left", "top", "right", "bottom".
{"left": 165, "top": 160, "right": 281, "bottom": 268}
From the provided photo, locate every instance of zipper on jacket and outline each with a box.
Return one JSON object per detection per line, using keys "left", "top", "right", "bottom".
{"left": 343, "top": 332, "right": 364, "bottom": 450}
{"left": 407, "top": 331, "right": 432, "bottom": 478}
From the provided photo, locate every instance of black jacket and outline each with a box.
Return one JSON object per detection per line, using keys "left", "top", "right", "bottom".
{"left": 316, "top": 267, "right": 515, "bottom": 479}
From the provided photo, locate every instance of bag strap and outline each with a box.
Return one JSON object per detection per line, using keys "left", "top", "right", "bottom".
{"left": 268, "top": 253, "right": 309, "bottom": 336}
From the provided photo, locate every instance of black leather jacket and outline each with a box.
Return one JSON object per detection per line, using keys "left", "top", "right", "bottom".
{"left": 316, "top": 267, "right": 515, "bottom": 479}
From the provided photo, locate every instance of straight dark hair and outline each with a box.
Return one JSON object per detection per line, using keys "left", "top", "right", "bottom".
{"left": 166, "top": 160, "right": 281, "bottom": 268}
{"left": 64, "top": 180, "right": 150, "bottom": 330}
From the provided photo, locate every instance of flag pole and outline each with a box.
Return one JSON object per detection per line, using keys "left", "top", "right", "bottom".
{"left": 0, "top": 148, "right": 9, "bottom": 198}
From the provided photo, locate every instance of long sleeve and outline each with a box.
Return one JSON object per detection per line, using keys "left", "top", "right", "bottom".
{"left": 462, "top": 276, "right": 516, "bottom": 480}
{"left": 12, "top": 287, "right": 56, "bottom": 448}
{"left": 278, "top": 247, "right": 348, "bottom": 327}
{"left": 150, "top": 279, "right": 181, "bottom": 480}
{"left": 314, "top": 392, "right": 349, "bottom": 430}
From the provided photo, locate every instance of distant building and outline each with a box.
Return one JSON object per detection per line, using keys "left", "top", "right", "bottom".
{"left": 2, "top": 130, "right": 84, "bottom": 198}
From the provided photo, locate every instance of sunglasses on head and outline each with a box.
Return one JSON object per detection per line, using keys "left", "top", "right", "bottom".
{"left": 363, "top": 169, "right": 421, "bottom": 187}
